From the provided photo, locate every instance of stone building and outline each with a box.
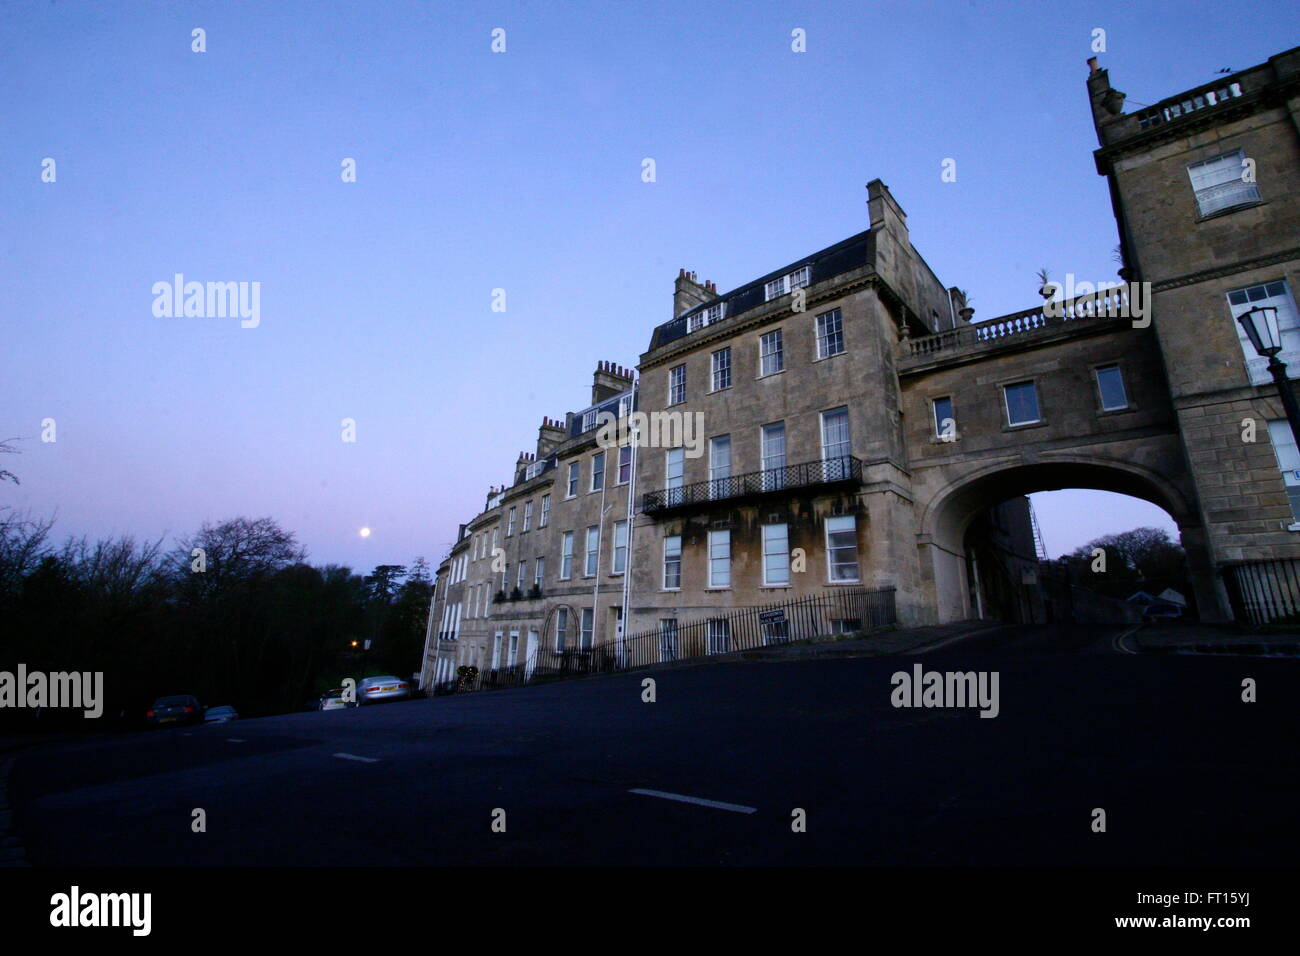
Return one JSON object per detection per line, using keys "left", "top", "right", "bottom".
{"left": 626, "top": 181, "right": 983, "bottom": 636}
{"left": 1086, "top": 45, "right": 1300, "bottom": 618}
{"left": 421, "top": 44, "right": 1300, "bottom": 687}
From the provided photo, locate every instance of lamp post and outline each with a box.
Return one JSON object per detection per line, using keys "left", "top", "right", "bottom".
{"left": 1237, "top": 305, "right": 1300, "bottom": 448}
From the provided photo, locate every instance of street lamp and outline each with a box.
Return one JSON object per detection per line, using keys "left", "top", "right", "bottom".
{"left": 1237, "top": 305, "right": 1300, "bottom": 448}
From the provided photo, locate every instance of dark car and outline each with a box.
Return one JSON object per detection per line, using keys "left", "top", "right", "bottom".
{"left": 146, "top": 694, "right": 205, "bottom": 727}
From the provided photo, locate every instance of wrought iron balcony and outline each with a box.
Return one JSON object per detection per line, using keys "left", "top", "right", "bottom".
{"left": 641, "top": 456, "right": 862, "bottom": 515}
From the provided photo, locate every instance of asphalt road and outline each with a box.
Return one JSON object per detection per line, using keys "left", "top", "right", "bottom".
{"left": 9, "top": 623, "right": 1298, "bottom": 866}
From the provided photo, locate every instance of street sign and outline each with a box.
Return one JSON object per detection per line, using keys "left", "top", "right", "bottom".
{"left": 758, "top": 609, "right": 787, "bottom": 626}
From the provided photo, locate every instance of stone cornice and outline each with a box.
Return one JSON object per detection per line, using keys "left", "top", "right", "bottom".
{"left": 1151, "top": 246, "right": 1300, "bottom": 294}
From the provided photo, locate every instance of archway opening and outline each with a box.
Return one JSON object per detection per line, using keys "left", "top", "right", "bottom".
{"left": 924, "top": 460, "right": 1213, "bottom": 625}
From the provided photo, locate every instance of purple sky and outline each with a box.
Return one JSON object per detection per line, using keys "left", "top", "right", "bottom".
{"left": 3, "top": 1, "right": 1292, "bottom": 572}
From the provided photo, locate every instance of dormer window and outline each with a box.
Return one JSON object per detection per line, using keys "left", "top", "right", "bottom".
{"left": 764, "top": 265, "right": 811, "bottom": 302}
{"left": 687, "top": 301, "right": 727, "bottom": 333}
{"left": 581, "top": 408, "right": 599, "bottom": 432}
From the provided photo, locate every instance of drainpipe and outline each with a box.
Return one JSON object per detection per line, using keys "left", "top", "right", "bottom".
{"left": 591, "top": 436, "right": 610, "bottom": 655}
{"left": 620, "top": 379, "right": 640, "bottom": 666}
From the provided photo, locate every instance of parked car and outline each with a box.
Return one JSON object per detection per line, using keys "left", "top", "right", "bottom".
{"left": 1142, "top": 601, "right": 1184, "bottom": 621}
{"left": 204, "top": 705, "right": 239, "bottom": 723}
{"left": 319, "top": 687, "right": 356, "bottom": 711}
{"left": 146, "top": 695, "right": 205, "bottom": 727}
{"left": 357, "top": 676, "right": 410, "bottom": 705}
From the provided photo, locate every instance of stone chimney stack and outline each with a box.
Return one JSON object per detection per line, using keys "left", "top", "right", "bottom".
{"left": 674, "top": 267, "right": 713, "bottom": 319}
{"left": 537, "top": 416, "right": 566, "bottom": 458}
{"left": 592, "top": 360, "right": 635, "bottom": 405}
{"left": 1086, "top": 56, "right": 1127, "bottom": 147}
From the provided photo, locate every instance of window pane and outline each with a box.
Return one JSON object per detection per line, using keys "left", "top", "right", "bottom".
{"left": 663, "top": 535, "right": 682, "bottom": 589}
{"left": 821, "top": 407, "right": 850, "bottom": 475}
{"left": 709, "top": 435, "right": 730, "bottom": 498}
{"left": 760, "top": 330, "right": 783, "bottom": 375}
{"left": 817, "top": 309, "right": 844, "bottom": 358}
{"left": 826, "top": 515, "right": 860, "bottom": 582}
{"left": 708, "top": 529, "right": 731, "bottom": 588}
{"left": 1096, "top": 366, "right": 1128, "bottom": 410}
{"left": 763, "top": 523, "right": 790, "bottom": 586}
{"left": 1004, "top": 382, "right": 1040, "bottom": 425}
{"left": 1227, "top": 280, "right": 1300, "bottom": 386}
{"left": 933, "top": 397, "right": 954, "bottom": 438}
{"left": 762, "top": 423, "right": 786, "bottom": 490}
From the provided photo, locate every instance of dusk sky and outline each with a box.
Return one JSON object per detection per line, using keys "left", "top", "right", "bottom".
{"left": 4, "top": 0, "right": 1295, "bottom": 574}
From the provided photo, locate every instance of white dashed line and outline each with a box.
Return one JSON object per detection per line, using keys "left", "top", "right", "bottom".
{"left": 628, "top": 788, "right": 756, "bottom": 814}
{"left": 333, "top": 752, "right": 379, "bottom": 763}
{"left": 226, "top": 738, "right": 246, "bottom": 743}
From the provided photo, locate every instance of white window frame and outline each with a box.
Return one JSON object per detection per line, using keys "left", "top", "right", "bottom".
{"left": 711, "top": 347, "right": 732, "bottom": 391}
{"left": 663, "top": 535, "right": 682, "bottom": 590}
{"left": 759, "top": 329, "right": 784, "bottom": 376}
{"left": 659, "top": 618, "right": 679, "bottom": 662}
{"left": 580, "top": 608, "right": 594, "bottom": 650}
{"left": 522, "top": 499, "right": 533, "bottom": 531}
{"left": 566, "top": 461, "right": 579, "bottom": 498}
{"left": 706, "top": 618, "right": 731, "bottom": 655}
{"left": 560, "top": 531, "right": 574, "bottom": 580}
{"left": 584, "top": 525, "right": 599, "bottom": 577}
{"left": 539, "top": 495, "right": 550, "bottom": 527}
{"left": 933, "top": 396, "right": 955, "bottom": 439}
{"left": 590, "top": 451, "right": 605, "bottom": 493}
{"left": 708, "top": 529, "right": 731, "bottom": 589}
{"left": 1227, "top": 280, "right": 1300, "bottom": 387}
{"left": 762, "top": 523, "right": 790, "bottom": 586}
{"left": 668, "top": 365, "right": 686, "bottom": 405}
{"left": 816, "top": 309, "right": 844, "bottom": 358}
{"left": 709, "top": 435, "right": 731, "bottom": 499}
{"left": 820, "top": 406, "right": 850, "bottom": 473}
{"left": 825, "top": 515, "right": 861, "bottom": 584}
{"left": 612, "top": 520, "right": 628, "bottom": 574}
{"left": 534, "top": 555, "right": 545, "bottom": 588}
{"left": 1186, "top": 148, "right": 1260, "bottom": 217}
{"left": 617, "top": 445, "right": 632, "bottom": 485}
{"left": 1003, "top": 381, "right": 1041, "bottom": 427}
{"left": 761, "top": 421, "right": 786, "bottom": 491}
{"left": 555, "top": 607, "right": 569, "bottom": 651}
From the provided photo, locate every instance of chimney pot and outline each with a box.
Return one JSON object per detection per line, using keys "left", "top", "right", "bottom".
{"left": 1087, "top": 56, "right": 1099, "bottom": 73}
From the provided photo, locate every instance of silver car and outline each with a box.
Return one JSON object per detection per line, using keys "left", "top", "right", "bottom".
{"left": 204, "top": 705, "right": 239, "bottom": 723}
{"left": 358, "top": 676, "right": 410, "bottom": 704}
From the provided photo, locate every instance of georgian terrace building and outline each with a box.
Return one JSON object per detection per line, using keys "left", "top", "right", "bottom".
{"left": 422, "top": 363, "right": 640, "bottom": 687}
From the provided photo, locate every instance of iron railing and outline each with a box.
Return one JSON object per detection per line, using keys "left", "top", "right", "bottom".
{"left": 429, "top": 586, "right": 896, "bottom": 697}
{"left": 641, "top": 455, "right": 862, "bottom": 514}
{"left": 1223, "top": 558, "right": 1300, "bottom": 625}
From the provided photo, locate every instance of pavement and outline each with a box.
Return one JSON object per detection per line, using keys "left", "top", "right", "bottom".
{"left": 3, "top": 621, "right": 1297, "bottom": 868}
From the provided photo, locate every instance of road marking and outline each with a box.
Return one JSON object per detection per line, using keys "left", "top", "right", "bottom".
{"left": 333, "top": 752, "right": 380, "bottom": 763}
{"left": 628, "top": 788, "right": 756, "bottom": 814}
{"left": 1112, "top": 624, "right": 1143, "bottom": 655}
{"left": 226, "top": 738, "right": 246, "bottom": 743}
{"left": 913, "top": 624, "right": 1009, "bottom": 655}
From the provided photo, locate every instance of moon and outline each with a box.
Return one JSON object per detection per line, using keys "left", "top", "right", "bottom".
{"left": 359, "top": 527, "right": 371, "bottom": 538}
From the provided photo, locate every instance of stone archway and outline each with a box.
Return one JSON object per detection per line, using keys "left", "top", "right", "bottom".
{"left": 913, "top": 454, "right": 1220, "bottom": 623}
